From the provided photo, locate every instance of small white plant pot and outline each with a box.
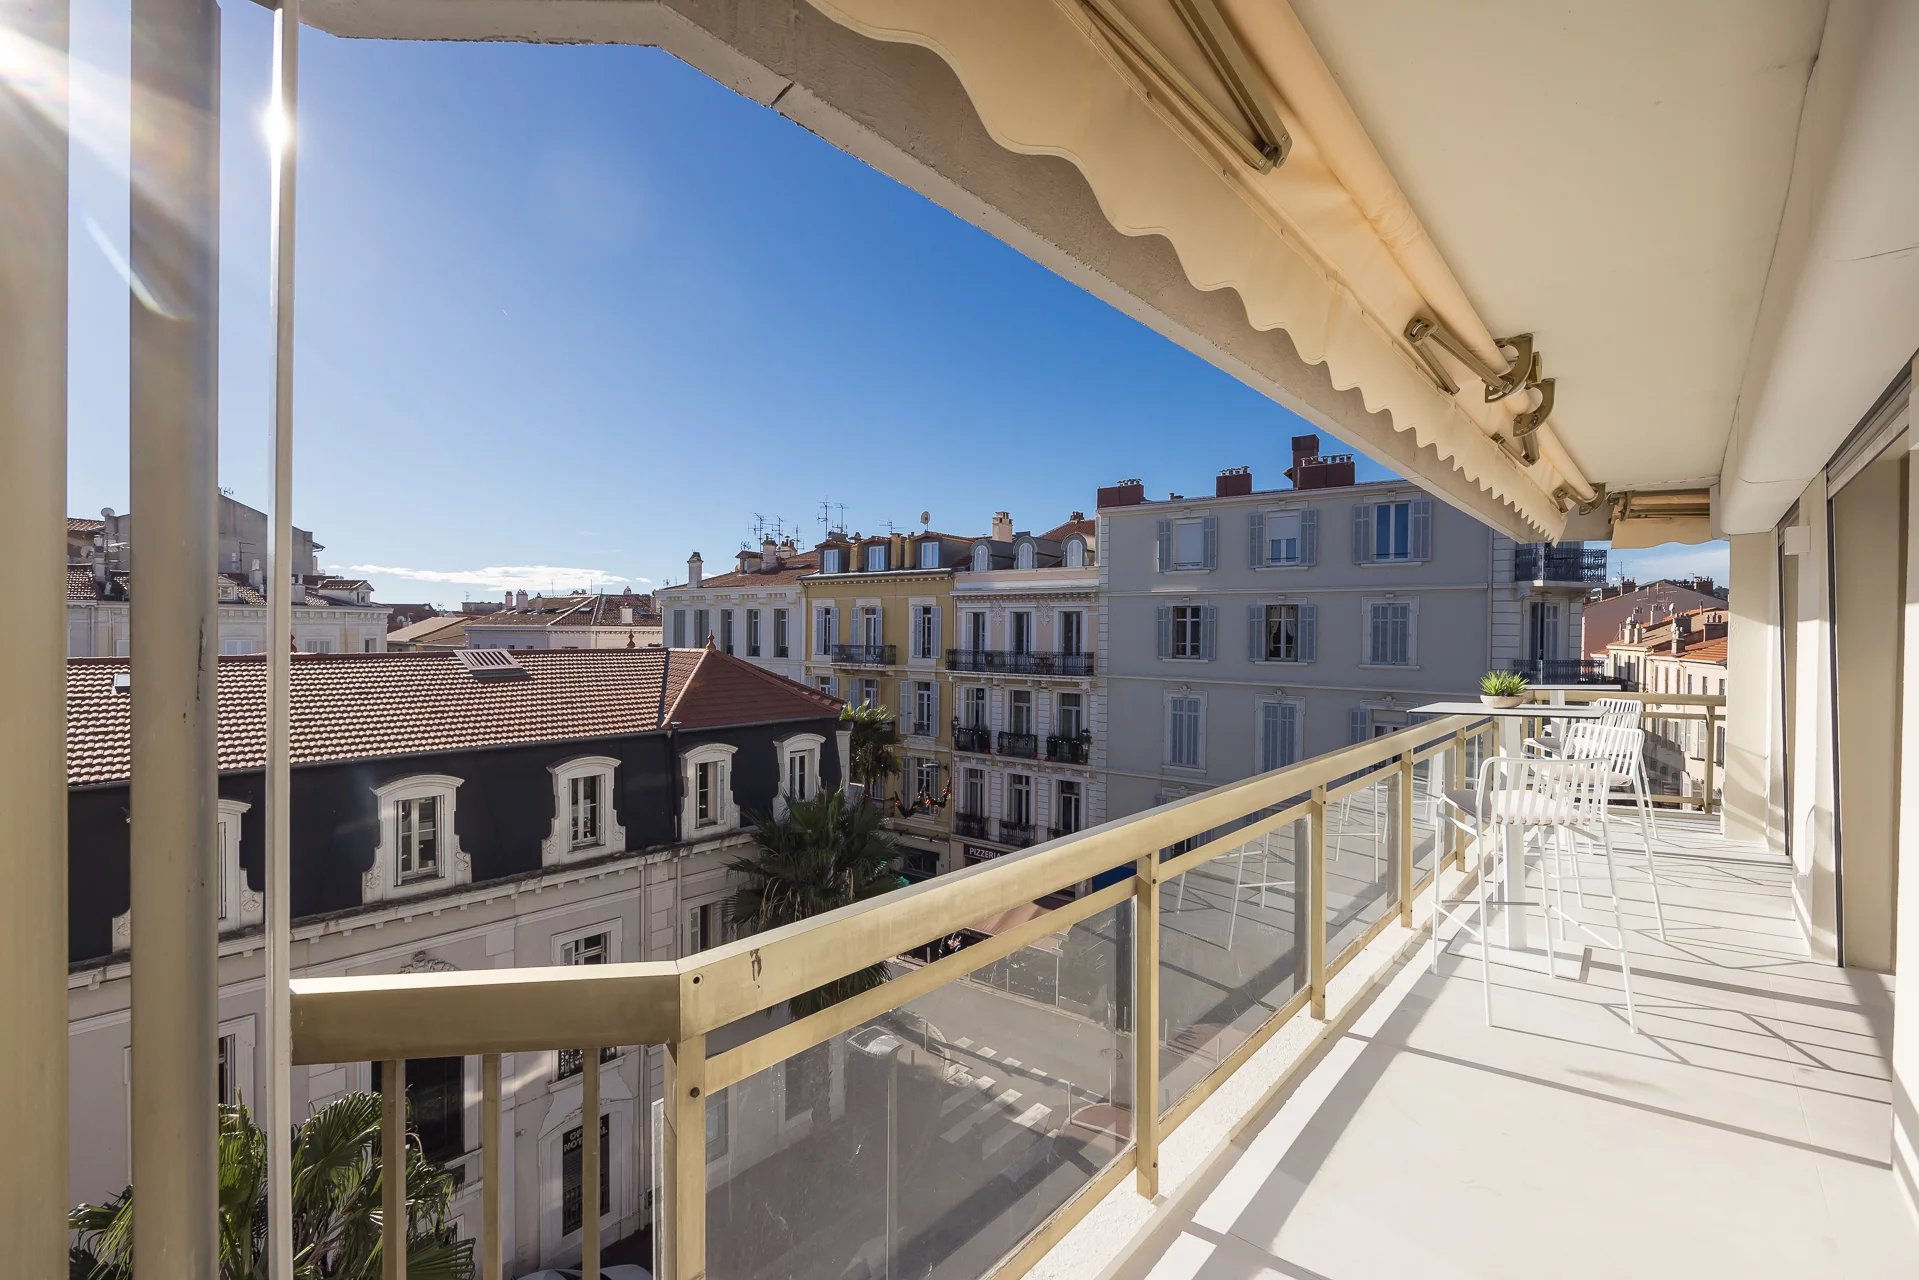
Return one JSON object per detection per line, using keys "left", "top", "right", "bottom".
{"left": 1480, "top": 694, "right": 1525, "bottom": 709}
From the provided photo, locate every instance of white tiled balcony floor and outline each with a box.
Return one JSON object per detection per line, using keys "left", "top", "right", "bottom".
{"left": 1117, "top": 814, "right": 1917, "bottom": 1279}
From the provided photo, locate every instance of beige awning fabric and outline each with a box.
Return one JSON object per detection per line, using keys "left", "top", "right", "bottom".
{"left": 807, "top": 0, "right": 1589, "bottom": 536}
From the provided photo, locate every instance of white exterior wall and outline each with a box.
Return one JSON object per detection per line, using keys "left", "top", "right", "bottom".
{"left": 658, "top": 582, "right": 808, "bottom": 684}
{"left": 1096, "top": 482, "right": 1502, "bottom": 822}
{"left": 68, "top": 601, "right": 389, "bottom": 656}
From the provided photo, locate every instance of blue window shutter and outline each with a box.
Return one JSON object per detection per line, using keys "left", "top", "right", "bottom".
{"left": 1350, "top": 707, "right": 1369, "bottom": 744}
{"left": 1155, "top": 605, "right": 1172, "bottom": 658}
{"left": 1301, "top": 509, "right": 1318, "bottom": 565}
{"left": 671, "top": 609, "right": 686, "bottom": 647}
{"left": 1280, "top": 703, "right": 1300, "bottom": 766}
{"left": 1298, "top": 603, "right": 1318, "bottom": 662}
{"left": 1352, "top": 504, "right": 1371, "bottom": 563}
{"left": 1200, "top": 605, "right": 1217, "bottom": 660}
{"left": 1155, "top": 519, "right": 1173, "bottom": 572}
{"left": 931, "top": 605, "right": 942, "bottom": 659}
{"left": 898, "top": 679, "right": 912, "bottom": 726}
{"left": 1412, "top": 498, "right": 1433, "bottom": 561}
{"left": 1202, "top": 515, "right": 1219, "bottom": 569}
{"left": 1248, "top": 511, "right": 1266, "bottom": 567}
{"left": 1248, "top": 603, "right": 1263, "bottom": 661}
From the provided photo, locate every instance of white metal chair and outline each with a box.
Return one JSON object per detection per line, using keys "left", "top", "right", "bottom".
{"left": 1531, "top": 697, "right": 1659, "bottom": 838}
{"left": 1173, "top": 829, "right": 1291, "bottom": 947}
{"left": 1536, "top": 722, "right": 1669, "bottom": 942}
{"left": 1431, "top": 754, "right": 1640, "bottom": 1031}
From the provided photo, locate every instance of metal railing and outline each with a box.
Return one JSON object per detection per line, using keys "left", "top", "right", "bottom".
{"left": 954, "top": 811, "right": 989, "bottom": 839}
{"left": 1509, "top": 657, "right": 1620, "bottom": 686}
{"left": 1047, "top": 733, "right": 1093, "bottom": 764}
{"left": 1529, "top": 690, "right": 1727, "bottom": 812}
{"left": 953, "top": 725, "right": 992, "bottom": 754}
{"left": 287, "top": 713, "right": 1496, "bottom": 1280}
{"left": 1513, "top": 543, "right": 1608, "bottom": 583}
{"left": 997, "top": 818, "right": 1038, "bottom": 848}
{"left": 945, "top": 649, "right": 1096, "bottom": 676}
{"left": 997, "top": 730, "right": 1039, "bottom": 759}
{"left": 829, "top": 643, "right": 896, "bottom": 666}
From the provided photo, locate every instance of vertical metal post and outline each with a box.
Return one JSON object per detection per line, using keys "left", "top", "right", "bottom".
{"left": 1308, "top": 789, "right": 1328, "bottom": 1018}
{"left": 662, "top": 1034, "right": 708, "bottom": 1280}
{"left": 1396, "top": 754, "right": 1415, "bottom": 926}
{"left": 1703, "top": 703, "right": 1718, "bottom": 814}
{"left": 1132, "top": 850, "right": 1161, "bottom": 1197}
{"left": 583, "top": 1052, "right": 601, "bottom": 1279}
{"left": 482, "top": 1055, "right": 503, "bottom": 1280}
{"left": 129, "top": 2, "right": 221, "bottom": 1274}
{"left": 0, "top": 1, "right": 71, "bottom": 1270}
{"left": 264, "top": 5, "right": 300, "bottom": 1279}
{"left": 382, "top": 1060, "right": 407, "bottom": 1280}
{"left": 1450, "top": 733, "right": 1468, "bottom": 869}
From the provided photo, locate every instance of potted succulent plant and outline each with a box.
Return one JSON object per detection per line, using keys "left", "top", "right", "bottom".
{"left": 1478, "top": 670, "right": 1530, "bottom": 708}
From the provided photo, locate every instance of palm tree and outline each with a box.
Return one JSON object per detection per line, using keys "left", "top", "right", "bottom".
{"left": 69, "top": 1092, "right": 474, "bottom": 1280}
{"left": 839, "top": 700, "right": 901, "bottom": 804}
{"left": 728, "top": 788, "right": 907, "bottom": 1018}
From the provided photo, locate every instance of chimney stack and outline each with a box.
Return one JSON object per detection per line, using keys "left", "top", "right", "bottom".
{"left": 992, "top": 511, "right": 1014, "bottom": 542}
{"left": 1215, "top": 466, "right": 1253, "bottom": 498}
{"left": 620, "top": 604, "right": 633, "bottom": 626}
{"left": 687, "top": 551, "right": 704, "bottom": 588}
{"left": 1097, "top": 479, "right": 1146, "bottom": 509}
{"left": 763, "top": 535, "right": 779, "bottom": 570}
{"left": 249, "top": 558, "right": 264, "bottom": 591}
{"left": 92, "top": 534, "right": 108, "bottom": 590}
{"left": 515, "top": 588, "right": 529, "bottom": 609}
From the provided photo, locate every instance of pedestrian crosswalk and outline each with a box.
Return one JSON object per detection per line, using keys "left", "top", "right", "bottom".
{"left": 931, "top": 1041, "right": 1092, "bottom": 1159}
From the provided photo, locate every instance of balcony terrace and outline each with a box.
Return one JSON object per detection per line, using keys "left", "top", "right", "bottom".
{"left": 997, "top": 730, "right": 1040, "bottom": 760}
{"left": 947, "top": 649, "right": 1097, "bottom": 677}
{"left": 830, "top": 642, "right": 897, "bottom": 667}
{"left": 1513, "top": 543, "right": 1609, "bottom": 585}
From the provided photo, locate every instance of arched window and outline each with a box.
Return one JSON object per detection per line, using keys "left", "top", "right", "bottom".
{"left": 1064, "top": 537, "right": 1086, "bottom": 567}
{"left": 364, "top": 774, "right": 471, "bottom": 903}
{"left": 1015, "top": 541, "right": 1036, "bottom": 570}
{"left": 544, "top": 756, "right": 625, "bottom": 863}
{"left": 971, "top": 543, "right": 991, "bottom": 572}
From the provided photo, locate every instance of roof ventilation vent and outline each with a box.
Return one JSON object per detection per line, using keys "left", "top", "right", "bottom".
{"left": 455, "top": 648, "right": 529, "bottom": 682}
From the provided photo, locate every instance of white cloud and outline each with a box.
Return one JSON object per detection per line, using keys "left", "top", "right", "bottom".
{"left": 1609, "top": 541, "right": 1729, "bottom": 585}
{"left": 350, "top": 563, "right": 651, "bottom": 591}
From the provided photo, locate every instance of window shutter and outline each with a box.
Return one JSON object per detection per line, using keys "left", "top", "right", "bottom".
{"left": 1155, "top": 605, "right": 1172, "bottom": 659}
{"left": 1201, "top": 515, "right": 1218, "bottom": 569}
{"left": 1350, "top": 707, "right": 1369, "bottom": 744}
{"left": 1248, "top": 511, "right": 1265, "bottom": 567}
{"left": 671, "top": 609, "right": 687, "bottom": 648}
{"left": 931, "top": 605, "right": 942, "bottom": 661}
{"left": 899, "top": 680, "right": 912, "bottom": 728}
{"left": 1412, "top": 498, "right": 1433, "bottom": 561}
{"left": 1280, "top": 703, "right": 1300, "bottom": 766}
{"left": 1298, "top": 603, "right": 1318, "bottom": 662}
{"left": 1301, "top": 509, "right": 1318, "bottom": 565}
{"left": 1248, "top": 603, "right": 1264, "bottom": 661}
{"left": 1200, "top": 605, "right": 1217, "bottom": 660}
{"left": 931, "top": 681, "right": 941, "bottom": 730}
{"left": 813, "top": 606, "right": 825, "bottom": 656}
{"left": 1353, "top": 503, "right": 1372, "bottom": 563}
{"left": 1155, "top": 519, "right": 1173, "bottom": 572}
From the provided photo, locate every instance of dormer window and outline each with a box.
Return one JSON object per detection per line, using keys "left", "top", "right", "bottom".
{"left": 821, "top": 547, "right": 844, "bottom": 574}
{"left": 364, "top": 775, "right": 472, "bottom": 903}
{"left": 1016, "top": 542, "right": 1036, "bottom": 570}
{"left": 865, "top": 543, "right": 888, "bottom": 572}
{"left": 1064, "top": 536, "right": 1087, "bottom": 567}
{"left": 918, "top": 539, "right": 941, "bottom": 569}
{"left": 544, "top": 756, "right": 626, "bottom": 864}
{"left": 776, "top": 732, "right": 826, "bottom": 815}
{"left": 111, "top": 797, "right": 258, "bottom": 951}
{"left": 971, "top": 544, "right": 991, "bottom": 573}
{"left": 680, "top": 743, "right": 740, "bottom": 840}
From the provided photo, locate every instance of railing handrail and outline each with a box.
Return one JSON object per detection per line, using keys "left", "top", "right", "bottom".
{"left": 288, "top": 711, "right": 1487, "bottom": 1058}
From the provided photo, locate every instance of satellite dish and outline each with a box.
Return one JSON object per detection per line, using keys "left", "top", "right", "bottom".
{"left": 919, "top": 511, "right": 931, "bottom": 528}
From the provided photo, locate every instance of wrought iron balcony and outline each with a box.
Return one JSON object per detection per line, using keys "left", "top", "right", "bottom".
{"left": 953, "top": 725, "right": 993, "bottom": 754}
{"left": 829, "top": 642, "right": 896, "bottom": 666}
{"left": 1048, "top": 823, "right": 1081, "bottom": 841}
{"left": 997, "top": 730, "right": 1039, "bottom": 759}
{"left": 909, "top": 719, "right": 935, "bottom": 738}
{"left": 945, "top": 648, "right": 1096, "bottom": 676}
{"left": 1510, "top": 658, "right": 1624, "bottom": 687}
{"left": 997, "top": 819, "right": 1037, "bottom": 848}
{"left": 1046, "top": 733, "right": 1093, "bottom": 764}
{"left": 1513, "top": 543, "right": 1608, "bottom": 584}
{"left": 953, "top": 811, "right": 989, "bottom": 839}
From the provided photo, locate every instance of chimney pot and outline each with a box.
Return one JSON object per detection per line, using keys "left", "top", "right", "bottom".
{"left": 1097, "top": 479, "right": 1146, "bottom": 509}
{"left": 1215, "top": 466, "right": 1253, "bottom": 498}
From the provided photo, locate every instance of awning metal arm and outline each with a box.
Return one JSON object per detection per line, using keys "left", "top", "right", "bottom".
{"left": 1080, "top": 0, "right": 1291, "bottom": 172}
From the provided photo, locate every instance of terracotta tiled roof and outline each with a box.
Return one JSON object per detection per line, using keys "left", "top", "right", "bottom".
{"left": 385, "top": 615, "right": 473, "bottom": 646}
{"left": 663, "top": 644, "right": 843, "bottom": 730}
{"left": 1038, "top": 517, "right": 1095, "bottom": 542}
{"left": 67, "top": 566, "right": 99, "bottom": 600}
{"left": 66, "top": 647, "right": 837, "bottom": 788}
{"left": 68, "top": 517, "right": 105, "bottom": 535}
{"left": 1680, "top": 636, "right": 1728, "bottom": 663}
{"left": 463, "top": 591, "right": 659, "bottom": 629}
{"left": 686, "top": 557, "right": 820, "bottom": 590}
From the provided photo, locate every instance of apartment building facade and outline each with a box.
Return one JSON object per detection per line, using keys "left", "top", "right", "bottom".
{"left": 946, "top": 513, "right": 1103, "bottom": 872}
{"left": 63, "top": 647, "right": 847, "bottom": 1275}
{"left": 1604, "top": 605, "right": 1730, "bottom": 800}
{"left": 1097, "top": 444, "right": 1587, "bottom": 821}
{"left": 659, "top": 538, "right": 815, "bottom": 685}
{"left": 67, "top": 565, "right": 391, "bottom": 656}
{"left": 463, "top": 587, "right": 663, "bottom": 651}
{"left": 802, "top": 527, "right": 976, "bottom": 876}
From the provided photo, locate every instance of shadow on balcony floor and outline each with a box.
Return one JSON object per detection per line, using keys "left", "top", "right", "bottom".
{"left": 1112, "top": 815, "right": 1915, "bottom": 1280}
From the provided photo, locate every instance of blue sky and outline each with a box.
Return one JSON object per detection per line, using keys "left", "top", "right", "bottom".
{"left": 65, "top": 3, "right": 1727, "bottom": 605}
